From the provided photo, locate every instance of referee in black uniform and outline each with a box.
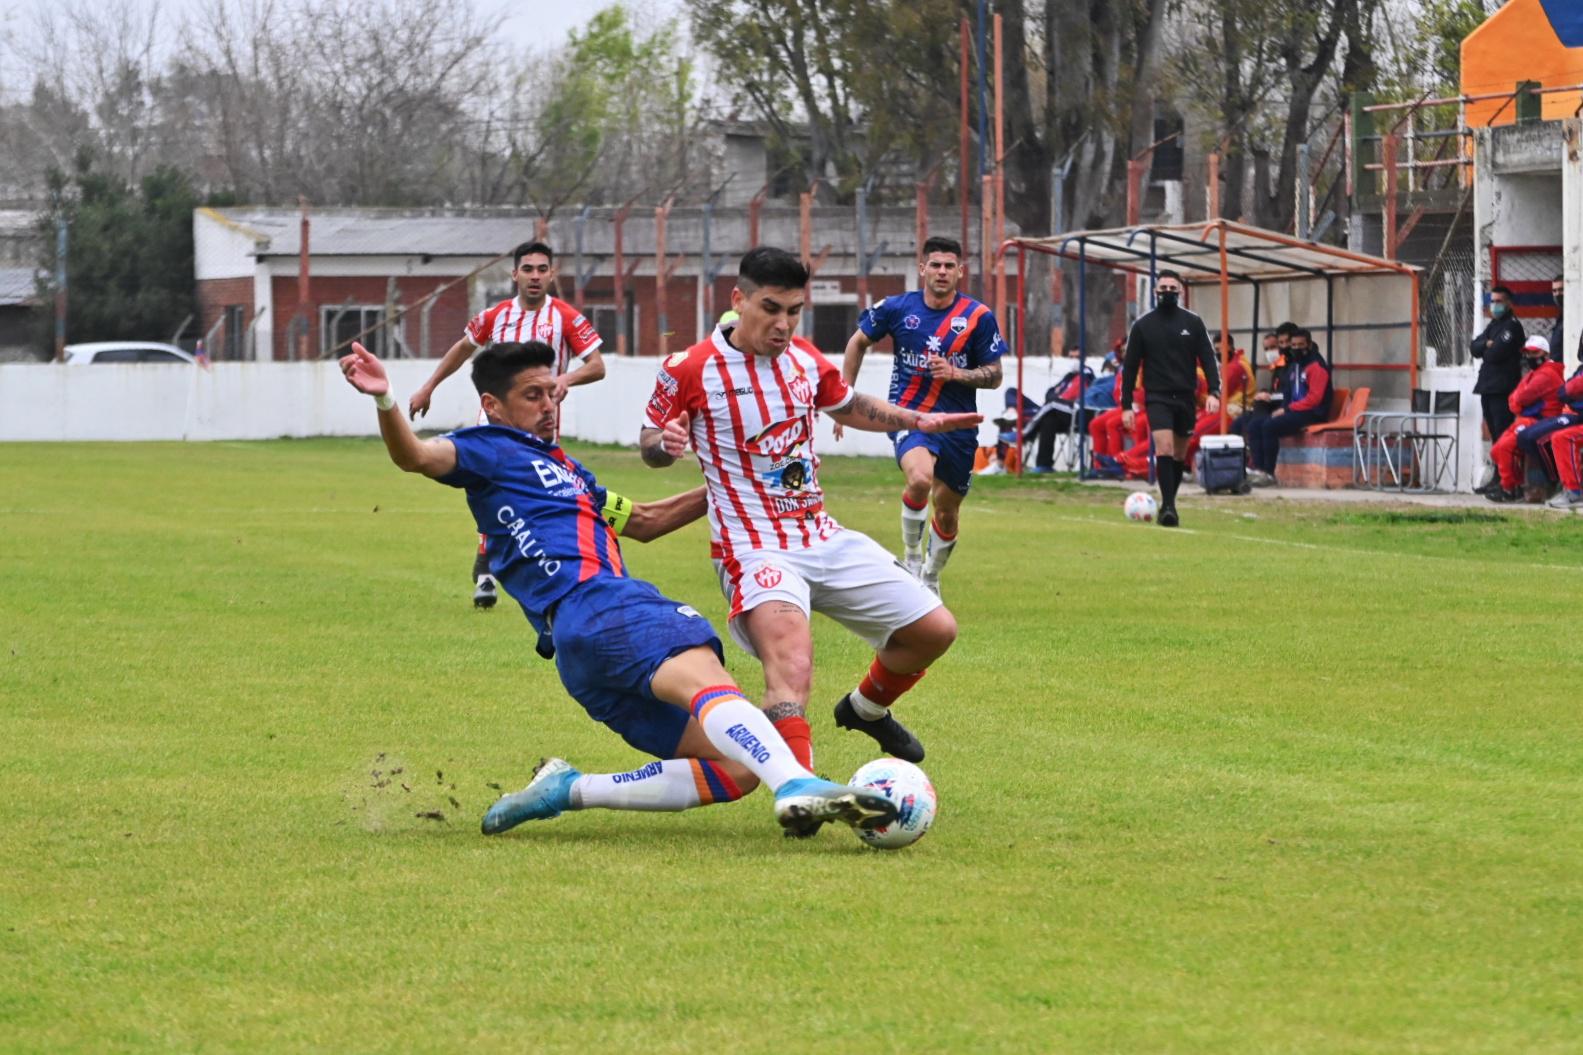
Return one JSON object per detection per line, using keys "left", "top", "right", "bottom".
{"left": 1120, "top": 270, "right": 1221, "bottom": 527}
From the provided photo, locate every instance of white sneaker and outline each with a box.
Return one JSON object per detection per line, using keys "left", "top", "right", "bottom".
{"left": 975, "top": 460, "right": 1005, "bottom": 476}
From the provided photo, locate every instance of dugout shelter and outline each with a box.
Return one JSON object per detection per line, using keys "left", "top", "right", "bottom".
{"left": 997, "top": 220, "right": 1422, "bottom": 471}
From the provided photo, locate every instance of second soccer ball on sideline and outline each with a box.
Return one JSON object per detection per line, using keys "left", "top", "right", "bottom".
{"left": 1124, "top": 491, "right": 1158, "bottom": 523}
{"left": 848, "top": 758, "right": 937, "bottom": 850}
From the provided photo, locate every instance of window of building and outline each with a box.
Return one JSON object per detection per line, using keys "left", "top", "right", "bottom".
{"left": 587, "top": 303, "right": 639, "bottom": 354}
{"left": 321, "top": 305, "right": 404, "bottom": 358}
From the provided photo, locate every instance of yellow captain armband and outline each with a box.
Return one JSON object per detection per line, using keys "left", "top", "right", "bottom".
{"left": 602, "top": 492, "right": 634, "bottom": 535}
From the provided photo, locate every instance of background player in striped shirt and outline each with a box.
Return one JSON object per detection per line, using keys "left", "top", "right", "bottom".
{"left": 638, "top": 247, "right": 980, "bottom": 770}
{"left": 340, "top": 339, "right": 896, "bottom": 839}
{"left": 407, "top": 240, "right": 606, "bottom": 609}
{"left": 837, "top": 237, "right": 1004, "bottom": 595}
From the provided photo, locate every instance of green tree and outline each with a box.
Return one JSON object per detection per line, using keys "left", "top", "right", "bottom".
{"left": 35, "top": 151, "right": 204, "bottom": 352}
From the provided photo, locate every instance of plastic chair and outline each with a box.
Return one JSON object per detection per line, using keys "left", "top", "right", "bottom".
{"left": 1307, "top": 387, "right": 1371, "bottom": 434}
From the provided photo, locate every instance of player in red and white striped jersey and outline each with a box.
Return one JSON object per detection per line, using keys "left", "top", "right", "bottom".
{"left": 640, "top": 248, "right": 979, "bottom": 778}
{"left": 408, "top": 240, "right": 606, "bottom": 609}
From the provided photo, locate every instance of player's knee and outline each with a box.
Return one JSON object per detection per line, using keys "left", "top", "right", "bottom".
{"left": 762, "top": 650, "right": 814, "bottom": 700}
{"left": 903, "top": 474, "right": 931, "bottom": 501}
{"left": 904, "top": 605, "right": 957, "bottom": 657}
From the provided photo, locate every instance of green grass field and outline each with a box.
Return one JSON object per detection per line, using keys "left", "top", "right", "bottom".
{"left": 4, "top": 439, "right": 1582, "bottom": 1053}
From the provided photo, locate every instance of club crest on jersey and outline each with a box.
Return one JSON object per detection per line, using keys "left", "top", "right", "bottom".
{"left": 753, "top": 564, "right": 783, "bottom": 589}
{"left": 748, "top": 417, "right": 810, "bottom": 458}
{"left": 663, "top": 351, "right": 689, "bottom": 369}
{"left": 788, "top": 372, "right": 815, "bottom": 405}
{"left": 950, "top": 315, "right": 968, "bottom": 334}
{"left": 903, "top": 314, "right": 921, "bottom": 330}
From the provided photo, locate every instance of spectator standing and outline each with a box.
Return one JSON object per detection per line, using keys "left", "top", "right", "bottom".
{"left": 1471, "top": 285, "right": 1526, "bottom": 471}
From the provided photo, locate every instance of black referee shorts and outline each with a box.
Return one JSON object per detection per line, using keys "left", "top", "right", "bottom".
{"left": 1144, "top": 393, "right": 1197, "bottom": 436}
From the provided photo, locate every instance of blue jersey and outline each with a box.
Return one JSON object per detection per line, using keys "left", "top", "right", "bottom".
{"left": 858, "top": 290, "right": 1004, "bottom": 416}
{"left": 437, "top": 425, "right": 625, "bottom": 654}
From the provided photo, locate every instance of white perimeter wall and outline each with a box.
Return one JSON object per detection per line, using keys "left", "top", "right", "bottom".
{"left": 0, "top": 356, "right": 1084, "bottom": 453}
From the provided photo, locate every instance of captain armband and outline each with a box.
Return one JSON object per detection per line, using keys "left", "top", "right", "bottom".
{"left": 602, "top": 492, "right": 634, "bottom": 535}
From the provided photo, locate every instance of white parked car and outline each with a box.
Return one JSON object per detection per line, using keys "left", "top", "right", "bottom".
{"left": 63, "top": 341, "right": 198, "bottom": 365}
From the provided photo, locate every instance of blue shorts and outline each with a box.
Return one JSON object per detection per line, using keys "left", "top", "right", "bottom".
{"left": 894, "top": 429, "right": 977, "bottom": 496}
{"left": 550, "top": 576, "right": 724, "bottom": 758}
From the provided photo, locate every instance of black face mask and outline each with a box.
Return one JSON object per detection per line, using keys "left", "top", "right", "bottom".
{"left": 1554, "top": 294, "right": 1564, "bottom": 310}
{"left": 1157, "top": 291, "right": 1179, "bottom": 311}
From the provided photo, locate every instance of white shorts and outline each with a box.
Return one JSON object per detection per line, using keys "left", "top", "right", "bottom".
{"left": 712, "top": 529, "right": 943, "bottom": 657}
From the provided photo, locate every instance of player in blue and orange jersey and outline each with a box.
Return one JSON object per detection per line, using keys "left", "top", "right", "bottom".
{"left": 338, "top": 339, "right": 897, "bottom": 840}
{"left": 1487, "top": 335, "right": 1565, "bottom": 503}
{"left": 838, "top": 236, "right": 1005, "bottom": 595}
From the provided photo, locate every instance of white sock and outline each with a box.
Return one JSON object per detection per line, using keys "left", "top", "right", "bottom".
{"left": 901, "top": 500, "right": 928, "bottom": 555}
{"left": 848, "top": 690, "right": 888, "bottom": 721}
{"left": 691, "top": 687, "right": 810, "bottom": 791}
{"left": 571, "top": 758, "right": 742, "bottom": 811}
{"left": 923, "top": 519, "right": 957, "bottom": 576}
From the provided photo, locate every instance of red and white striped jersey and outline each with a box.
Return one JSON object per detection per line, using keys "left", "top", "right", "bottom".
{"left": 464, "top": 294, "right": 601, "bottom": 376}
{"left": 645, "top": 327, "right": 854, "bottom": 562}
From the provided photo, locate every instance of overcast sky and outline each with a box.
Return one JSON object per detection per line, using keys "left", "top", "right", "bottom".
{"left": 0, "top": 0, "right": 687, "bottom": 98}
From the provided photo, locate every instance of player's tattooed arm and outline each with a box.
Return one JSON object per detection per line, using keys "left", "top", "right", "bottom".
{"left": 827, "top": 392, "right": 982, "bottom": 435}
{"left": 639, "top": 425, "right": 677, "bottom": 467}
{"left": 953, "top": 361, "right": 1003, "bottom": 389}
{"left": 826, "top": 391, "right": 919, "bottom": 433}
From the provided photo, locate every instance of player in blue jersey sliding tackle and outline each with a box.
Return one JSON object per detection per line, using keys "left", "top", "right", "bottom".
{"left": 338, "top": 339, "right": 897, "bottom": 839}
{"left": 837, "top": 237, "right": 1005, "bottom": 596}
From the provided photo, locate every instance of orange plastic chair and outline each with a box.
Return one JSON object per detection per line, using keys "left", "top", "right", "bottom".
{"left": 1307, "top": 387, "right": 1371, "bottom": 434}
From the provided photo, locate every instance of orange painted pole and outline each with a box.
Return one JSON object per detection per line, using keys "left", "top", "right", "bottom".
{"left": 992, "top": 13, "right": 1006, "bottom": 321}
{"left": 1218, "top": 222, "right": 1231, "bottom": 435}
{"left": 960, "top": 18, "right": 972, "bottom": 291}
{"left": 1015, "top": 243, "right": 1026, "bottom": 476}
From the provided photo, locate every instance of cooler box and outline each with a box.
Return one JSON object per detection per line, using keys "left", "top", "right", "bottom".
{"left": 1197, "top": 434, "right": 1248, "bottom": 494}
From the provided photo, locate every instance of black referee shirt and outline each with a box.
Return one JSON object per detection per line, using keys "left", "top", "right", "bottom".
{"left": 1121, "top": 304, "right": 1221, "bottom": 406}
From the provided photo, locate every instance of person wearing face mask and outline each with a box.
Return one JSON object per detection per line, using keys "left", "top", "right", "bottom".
{"left": 1471, "top": 285, "right": 1527, "bottom": 460}
{"left": 1231, "top": 324, "right": 1296, "bottom": 441}
{"left": 1120, "top": 270, "right": 1221, "bottom": 526}
{"left": 1486, "top": 335, "right": 1565, "bottom": 503}
{"left": 1245, "top": 328, "right": 1332, "bottom": 486}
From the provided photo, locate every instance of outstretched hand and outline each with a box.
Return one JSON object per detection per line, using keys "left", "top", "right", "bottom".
{"left": 916, "top": 411, "right": 982, "bottom": 434}
{"left": 340, "top": 342, "right": 389, "bottom": 397}
{"left": 661, "top": 412, "right": 692, "bottom": 457}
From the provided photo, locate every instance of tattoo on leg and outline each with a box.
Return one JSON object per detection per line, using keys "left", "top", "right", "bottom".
{"left": 764, "top": 700, "right": 805, "bottom": 721}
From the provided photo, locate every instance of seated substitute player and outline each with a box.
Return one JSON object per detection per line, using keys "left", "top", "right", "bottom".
{"left": 639, "top": 247, "right": 981, "bottom": 767}
{"left": 1486, "top": 335, "right": 1565, "bottom": 504}
{"left": 837, "top": 236, "right": 1005, "bottom": 594}
{"left": 339, "top": 339, "right": 896, "bottom": 839}
{"left": 407, "top": 240, "right": 606, "bottom": 611}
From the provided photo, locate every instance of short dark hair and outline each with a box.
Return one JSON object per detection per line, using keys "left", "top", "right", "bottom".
{"left": 1156, "top": 269, "right": 1183, "bottom": 284}
{"left": 921, "top": 236, "right": 963, "bottom": 260}
{"left": 738, "top": 246, "right": 809, "bottom": 290}
{"left": 472, "top": 341, "right": 554, "bottom": 399}
{"left": 1492, "top": 285, "right": 1515, "bottom": 300}
{"left": 1291, "top": 327, "right": 1313, "bottom": 343}
{"left": 1275, "top": 321, "right": 1298, "bottom": 337}
{"left": 513, "top": 240, "right": 555, "bottom": 268}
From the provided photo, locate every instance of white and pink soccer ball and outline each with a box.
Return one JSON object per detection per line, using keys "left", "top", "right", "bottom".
{"left": 848, "top": 758, "right": 937, "bottom": 850}
{"left": 1124, "top": 491, "right": 1158, "bottom": 523}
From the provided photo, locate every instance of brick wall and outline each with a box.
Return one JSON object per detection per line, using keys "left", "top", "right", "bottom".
{"left": 268, "top": 275, "right": 471, "bottom": 361}
{"left": 195, "top": 277, "right": 254, "bottom": 360}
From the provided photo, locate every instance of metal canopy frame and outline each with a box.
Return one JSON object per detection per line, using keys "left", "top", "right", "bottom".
{"left": 996, "top": 219, "right": 1422, "bottom": 476}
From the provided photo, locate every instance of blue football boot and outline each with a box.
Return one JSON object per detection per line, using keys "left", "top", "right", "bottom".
{"left": 481, "top": 757, "right": 580, "bottom": 835}
{"left": 773, "top": 776, "right": 898, "bottom": 839}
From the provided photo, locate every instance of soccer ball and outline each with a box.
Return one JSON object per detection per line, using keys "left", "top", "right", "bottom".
{"left": 848, "top": 758, "right": 937, "bottom": 850}
{"left": 1124, "top": 491, "right": 1158, "bottom": 522}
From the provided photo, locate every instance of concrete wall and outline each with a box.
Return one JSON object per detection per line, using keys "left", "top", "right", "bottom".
{"left": 0, "top": 355, "right": 1082, "bottom": 449}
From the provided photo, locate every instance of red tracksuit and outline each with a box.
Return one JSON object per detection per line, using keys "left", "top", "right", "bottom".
{"left": 1549, "top": 373, "right": 1583, "bottom": 491}
{"left": 1492, "top": 360, "right": 1565, "bottom": 489}
{"left": 1090, "top": 374, "right": 1148, "bottom": 456}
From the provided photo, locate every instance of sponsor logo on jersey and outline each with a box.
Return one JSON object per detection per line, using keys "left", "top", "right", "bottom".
{"left": 655, "top": 368, "right": 679, "bottom": 395}
{"left": 747, "top": 417, "right": 810, "bottom": 457}
{"left": 530, "top": 457, "right": 591, "bottom": 497}
{"left": 903, "top": 314, "right": 921, "bottom": 330}
{"left": 676, "top": 604, "right": 701, "bottom": 618}
{"left": 495, "top": 505, "right": 564, "bottom": 577}
{"left": 708, "top": 386, "right": 755, "bottom": 399}
{"left": 753, "top": 564, "right": 783, "bottom": 589}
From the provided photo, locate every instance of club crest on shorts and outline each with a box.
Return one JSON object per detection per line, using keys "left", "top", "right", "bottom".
{"left": 752, "top": 564, "right": 783, "bottom": 589}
